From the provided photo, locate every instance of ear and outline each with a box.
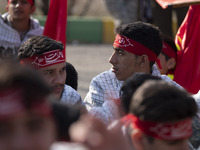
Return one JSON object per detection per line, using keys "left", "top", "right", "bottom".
{"left": 131, "top": 129, "right": 145, "bottom": 150}
{"left": 30, "top": 6, "right": 36, "bottom": 14}
{"left": 137, "top": 54, "right": 150, "bottom": 73}
{"left": 166, "top": 58, "right": 176, "bottom": 70}
{"left": 138, "top": 55, "right": 149, "bottom": 66}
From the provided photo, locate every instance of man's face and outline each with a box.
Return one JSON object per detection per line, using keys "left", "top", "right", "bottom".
{"left": 109, "top": 46, "right": 141, "bottom": 81}
{"left": 0, "top": 111, "right": 56, "bottom": 150}
{"left": 157, "top": 53, "right": 176, "bottom": 75}
{"left": 6, "top": 0, "right": 35, "bottom": 21}
{"left": 143, "top": 137, "right": 189, "bottom": 150}
{"left": 157, "top": 53, "right": 169, "bottom": 75}
{"left": 38, "top": 62, "right": 66, "bottom": 99}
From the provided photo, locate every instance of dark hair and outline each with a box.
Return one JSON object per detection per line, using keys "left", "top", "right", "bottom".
{"left": 115, "top": 22, "right": 163, "bottom": 68}
{"left": 161, "top": 34, "right": 177, "bottom": 61}
{"left": 50, "top": 101, "right": 81, "bottom": 141}
{"left": 120, "top": 73, "right": 162, "bottom": 114}
{"left": 0, "top": 62, "right": 51, "bottom": 109}
{"left": 18, "top": 36, "right": 64, "bottom": 60}
{"left": 65, "top": 62, "right": 78, "bottom": 91}
{"left": 130, "top": 80, "right": 197, "bottom": 122}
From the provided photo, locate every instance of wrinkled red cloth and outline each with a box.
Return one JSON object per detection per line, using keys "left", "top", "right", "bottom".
{"left": 156, "top": 0, "right": 200, "bottom": 9}
{"left": 173, "top": 5, "right": 200, "bottom": 94}
{"left": 43, "top": 0, "right": 67, "bottom": 58}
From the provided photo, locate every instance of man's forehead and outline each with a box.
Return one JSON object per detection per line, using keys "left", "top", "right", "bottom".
{"left": 39, "top": 62, "right": 66, "bottom": 71}
{"left": 113, "top": 46, "right": 126, "bottom": 52}
{"left": 113, "top": 46, "right": 137, "bottom": 56}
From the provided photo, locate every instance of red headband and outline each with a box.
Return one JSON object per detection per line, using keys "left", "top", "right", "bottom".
{"left": 121, "top": 114, "right": 192, "bottom": 140}
{"left": 113, "top": 34, "right": 162, "bottom": 69}
{"left": 0, "top": 86, "right": 51, "bottom": 120}
{"left": 20, "top": 49, "right": 65, "bottom": 69}
{"left": 8, "top": 0, "right": 34, "bottom": 6}
{"left": 162, "top": 42, "right": 177, "bottom": 59}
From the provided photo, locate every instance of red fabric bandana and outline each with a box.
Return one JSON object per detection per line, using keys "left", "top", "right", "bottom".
{"left": 20, "top": 49, "right": 65, "bottom": 69}
{"left": 0, "top": 86, "right": 51, "bottom": 120}
{"left": 162, "top": 42, "right": 177, "bottom": 59}
{"left": 8, "top": 0, "right": 34, "bottom": 6}
{"left": 121, "top": 114, "right": 192, "bottom": 140}
{"left": 113, "top": 34, "right": 162, "bottom": 69}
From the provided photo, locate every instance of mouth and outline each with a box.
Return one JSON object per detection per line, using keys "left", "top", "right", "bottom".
{"left": 14, "top": 11, "right": 24, "bottom": 15}
{"left": 51, "top": 86, "right": 64, "bottom": 94}
{"left": 111, "top": 66, "right": 118, "bottom": 72}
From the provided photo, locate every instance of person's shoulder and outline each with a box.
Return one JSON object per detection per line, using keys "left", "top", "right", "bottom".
{"left": 93, "top": 69, "right": 115, "bottom": 81}
{"left": 64, "top": 84, "right": 80, "bottom": 95}
{"left": 0, "top": 14, "right": 2, "bottom": 21}
{"left": 30, "top": 17, "right": 44, "bottom": 30}
{"left": 61, "top": 85, "right": 83, "bottom": 105}
{"left": 1, "top": 13, "right": 7, "bottom": 19}
{"left": 0, "top": 13, "right": 8, "bottom": 24}
{"left": 160, "top": 74, "right": 183, "bottom": 89}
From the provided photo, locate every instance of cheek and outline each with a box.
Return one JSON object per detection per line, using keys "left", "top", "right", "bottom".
{"left": 123, "top": 58, "right": 138, "bottom": 72}
{"left": 158, "top": 55, "right": 166, "bottom": 68}
{"left": 42, "top": 76, "right": 53, "bottom": 86}
{"left": 60, "top": 72, "right": 66, "bottom": 84}
{"left": 120, "top": 60, "right": 138, "bottom": 79}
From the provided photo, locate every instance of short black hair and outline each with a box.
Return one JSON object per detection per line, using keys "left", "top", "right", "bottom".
{"left": 65, "top": 62, "right": 78, "bottom": 91}
{"left": 51, "top": 101, "right": 81, "bottom": 141}
{"left": 18, "top": 36, "right": 64, "bottom": 60}
{"left": 120, "top": 73, "right": 161, "bottom": 114}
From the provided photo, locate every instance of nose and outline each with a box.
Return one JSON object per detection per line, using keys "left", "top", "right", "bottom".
{"left": 53, "top": 73, "right": 65, "bottom": 85}
{"left": 109, "top": 51, "right": 117, "bottom": 65}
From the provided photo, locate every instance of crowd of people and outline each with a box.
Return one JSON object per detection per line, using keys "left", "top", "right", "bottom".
{"left": 0, "top": 0, "right": 200, "bottom": 150}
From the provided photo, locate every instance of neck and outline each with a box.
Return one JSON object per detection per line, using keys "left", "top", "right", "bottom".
{"left": 139, "top": 64, "right": 151, "bottom": 74}
{"left": 10, "top": 18, "right": 30, "bottom": 32}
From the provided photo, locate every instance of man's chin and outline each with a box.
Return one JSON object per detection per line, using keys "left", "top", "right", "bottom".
{"left": 51, "top": 87, "right": 64, "bottom": 99}
{"left": 52, "top": 89, "right": 63, "bottom": 100}
{"left": 52, "top": 92, "right": 62, "bottom": 100}
{"left": 115, "top": 74, "right": 124, "bottom": 81}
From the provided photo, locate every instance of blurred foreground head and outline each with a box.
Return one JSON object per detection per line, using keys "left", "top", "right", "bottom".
{"left": 0, "top": 63, "right": 56, "bottom": 150}
{"left": 128, "top": 80, "right": 197, "bottom": 150}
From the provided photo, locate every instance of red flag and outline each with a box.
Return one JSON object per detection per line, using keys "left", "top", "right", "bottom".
{"left": 173, "top": 5, "right": 200, "bottom": 94}
{"left": 156, "top": 0, "right": 200, "bottom": 9}
{"left": 43, "top": 0, "right": 67, "bottom": 57}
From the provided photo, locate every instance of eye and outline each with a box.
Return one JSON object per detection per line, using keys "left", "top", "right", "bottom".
{"left": 60, "top": 67, "right": 66, "bottom": 72}
{"left": 10, "top": 0, "right": 17, "bottom": 5}
{"left": 41, "top": 70, "right": 53, "bottom": 75}
{"left": 40, "top": 70, "right": 54, "bottom": 77}
{"left": 118, "top": 50, "right": 124, "bottom": 55}
{"left": 21, "top": 0, "right": 29, "bottom": 4}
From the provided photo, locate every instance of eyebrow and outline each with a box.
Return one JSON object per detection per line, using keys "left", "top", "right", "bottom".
{"left": 42, "top": 69, "right": 55, "bottom": 72}
{"left": 113, "top": 47, "right": 126, "bottom": 53}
